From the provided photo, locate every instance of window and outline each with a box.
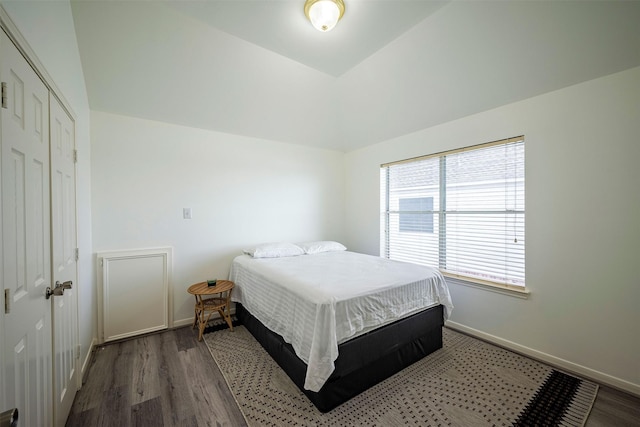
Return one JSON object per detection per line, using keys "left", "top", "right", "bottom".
{"left": 380, "top": 136, "right": 525, "bottom": 288}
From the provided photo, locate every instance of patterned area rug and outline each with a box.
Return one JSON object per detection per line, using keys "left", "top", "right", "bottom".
{"left": 204, "top": 326, "right": 598, "bottom": 426}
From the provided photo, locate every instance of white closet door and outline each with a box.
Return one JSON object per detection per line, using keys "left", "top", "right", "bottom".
{"left": 50, "top": 94, "right": 79, "bottom": 427}
{"left": 1, "top": 31, "right": 53, "bottom": 426}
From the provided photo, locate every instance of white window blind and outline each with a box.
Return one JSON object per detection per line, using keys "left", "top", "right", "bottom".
{"left": 380, "top": 136, "right": 525, "bottom": 288}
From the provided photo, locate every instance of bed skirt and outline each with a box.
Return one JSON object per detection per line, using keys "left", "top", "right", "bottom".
{"left": 235, "top": 303, "right": 444, "bottom": 412}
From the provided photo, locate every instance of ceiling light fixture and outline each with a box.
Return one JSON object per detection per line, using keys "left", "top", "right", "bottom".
{"left": 304, "top": 0, "right": 345, "bottom": 32}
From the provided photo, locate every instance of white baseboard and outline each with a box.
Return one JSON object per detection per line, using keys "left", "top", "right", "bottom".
{"left": 173, "top": 306, "right": 237, "bottom": 329}
{"left": 173, "top": 318, "right": 194, "bottom": 328}
{"left": 445, "top": 320, "right": 640, "bottom": 398}
{"left": 80, "top": 337, "right": 97, "bottom": 384}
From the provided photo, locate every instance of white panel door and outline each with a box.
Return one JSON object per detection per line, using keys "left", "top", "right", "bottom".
{"left": 50, "top": 95, "right": 78, "bottom": 427}
{"left": 1, "top": 31, "right": 53, "bottom": 426}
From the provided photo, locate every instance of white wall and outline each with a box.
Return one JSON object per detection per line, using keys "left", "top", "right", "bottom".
{"left": 345, "top": 67, "right": 640, "bottom": 394}
{"left": 90, "top": 111, "right": 345, "bottom": 326}
{"left": 0, "top": 0, "right": 95, "bottom": 374}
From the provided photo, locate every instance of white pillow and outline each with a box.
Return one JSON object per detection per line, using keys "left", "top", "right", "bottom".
{"left": 297, "top": 241, "right": 347, "bottom": 255}
{"left": 243, "top": 242, "right": 304, "bottom": 258}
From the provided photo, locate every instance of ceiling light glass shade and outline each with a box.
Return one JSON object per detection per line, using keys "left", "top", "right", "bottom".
{"left": 304, "top": 0, "right": 345, "bottom": 32}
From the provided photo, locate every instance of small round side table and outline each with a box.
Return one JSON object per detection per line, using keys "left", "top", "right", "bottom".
{"left": 187, "top": 280, "right": 235, "bottom": 341}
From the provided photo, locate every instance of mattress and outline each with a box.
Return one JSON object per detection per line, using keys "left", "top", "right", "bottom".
{"left": 229, "top": 250, "right": 453, "bottom": 392}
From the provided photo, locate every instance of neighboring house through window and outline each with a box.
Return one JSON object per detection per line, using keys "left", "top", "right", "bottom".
{"left": 399, "top": 197, "right": 434, "bottom": 233}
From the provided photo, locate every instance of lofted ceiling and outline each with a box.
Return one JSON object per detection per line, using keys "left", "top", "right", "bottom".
{"left": 71, "top": 0, "right": 640, "bottom": 152}
{"left": 162, "top": 1, "right": 449, "bottom": 77}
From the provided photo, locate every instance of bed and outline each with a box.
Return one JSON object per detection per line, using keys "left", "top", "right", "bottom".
{"left": 229, "top": 242, "right": 453, "bottom": 412}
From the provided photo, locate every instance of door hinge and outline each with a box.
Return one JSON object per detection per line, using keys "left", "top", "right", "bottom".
{"left": 73, "top": 149, "right": 78, "bottom": 163}
{"left": 1, "top": 82, "right": 7, "bottom": 109}
{"left": 4, "top": 289, "right": 10, "bottom": 314}
{"left": 76, "top": 344, "right": 81, "bottom": 359}
{"left": 75, "top": 247, "right": 80, "bottom": 261}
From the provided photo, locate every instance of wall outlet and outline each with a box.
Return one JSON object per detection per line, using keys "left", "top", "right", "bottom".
{"left": 183, "top": 207, "right": 192, "bottom": 219}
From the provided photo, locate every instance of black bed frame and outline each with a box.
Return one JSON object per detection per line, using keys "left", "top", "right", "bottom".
{"left": 235, "top": 303, "right": 444, "bottom": 412}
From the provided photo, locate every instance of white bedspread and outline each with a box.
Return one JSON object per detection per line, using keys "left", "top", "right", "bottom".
{"left": 229, "top": 251, "right": 453, "bottom": 392}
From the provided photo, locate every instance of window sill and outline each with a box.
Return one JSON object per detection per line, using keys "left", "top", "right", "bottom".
{"left": 443, "top": 274, "right": 530, "bottom": 299}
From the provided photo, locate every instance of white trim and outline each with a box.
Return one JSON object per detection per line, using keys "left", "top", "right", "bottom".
{"left": 96, "top": 247, "right": 173, "bottom": 344}
{"left": 79, "top": 337, "right": 96, "bottom": 387}
{"left": 173, "top": 318, "right": 195, "bottom": 329}
{"left": 445, "top": 320, "right": 640, "bottom": 397}
{"left": 445, "top": 276, "right": 530, "bottom": 299}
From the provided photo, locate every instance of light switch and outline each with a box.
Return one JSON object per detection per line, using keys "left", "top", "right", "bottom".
{"left": 183, "top": 207, "right": 192, "bottom": 219}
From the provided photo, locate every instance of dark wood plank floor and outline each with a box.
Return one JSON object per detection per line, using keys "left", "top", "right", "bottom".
{"left": 67, "top": 326, "right": 640, "bottom": 426}
{"left": 587, "top": 385, "right": 640, "bottom": 427}
{"left": 66, "top": 326, "right": 247, "bottom": 427}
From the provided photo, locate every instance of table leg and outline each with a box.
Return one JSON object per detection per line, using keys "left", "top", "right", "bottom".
{"left": 192, "top": 295, "right": 199, "bottom": 329}
{"left": 197, "top": 304, "right": 206, "bottom": 341}
{"left": 197, "top": 314, "right": 205, "bottom": 341}
{"left": 218, "top": 307, "right": 233, "bottom": 331}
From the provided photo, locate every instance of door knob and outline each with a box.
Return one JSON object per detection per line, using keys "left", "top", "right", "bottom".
{"left": 46, "top": 286, "right": 64, "bottom": 299}
{"left": 56, "top": 280, "right": 73, "bottom": 290}
{"left": 0, "top": 407, "right": 18, "bottom": 427}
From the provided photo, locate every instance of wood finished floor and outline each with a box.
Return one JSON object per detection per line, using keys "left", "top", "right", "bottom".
{"left": 66, "top": 326, "right": 640, "bottom": 426}
{"left": 66, "top": 326, "right": 247, "bottom": 427}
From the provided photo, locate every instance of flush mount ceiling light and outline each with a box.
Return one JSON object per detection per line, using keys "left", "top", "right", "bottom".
{"left": 304, "top": 0, "right": 345, "bottom": 32}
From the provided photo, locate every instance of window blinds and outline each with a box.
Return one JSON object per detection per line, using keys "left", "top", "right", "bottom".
{"left": 381, "top": 136, "right": 525, "bottom": 287}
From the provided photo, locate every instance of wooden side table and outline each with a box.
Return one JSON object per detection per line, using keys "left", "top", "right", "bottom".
{"left": 187, "top": 280, "right": 235, "bottom": 341}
